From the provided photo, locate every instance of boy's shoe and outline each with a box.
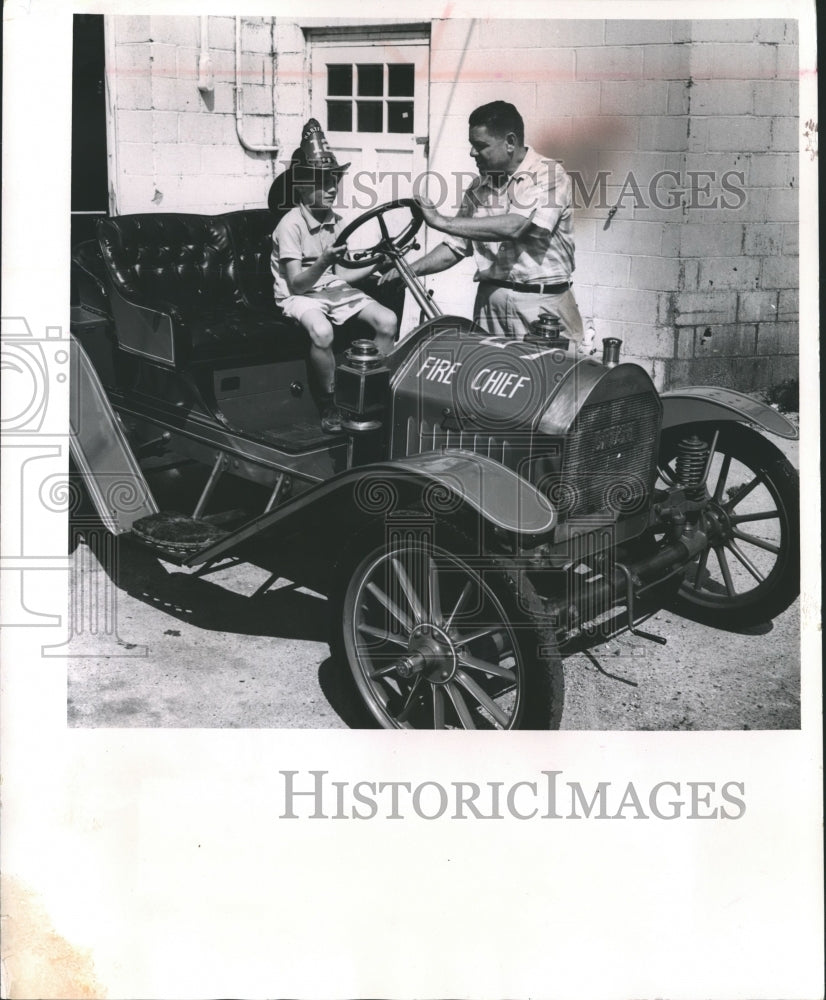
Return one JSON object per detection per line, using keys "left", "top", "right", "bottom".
{"left": 321, "top": 404, "right": 343, "bottom": 434}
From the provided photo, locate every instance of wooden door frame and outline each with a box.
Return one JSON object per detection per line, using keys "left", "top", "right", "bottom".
{"left": 303, "top": 23, "right": 430, "bottom": 145}
{"left": 102, "top": 16, "right": 120, "bottom": 216}
{"left": 304, "top": 24, "right": 436, "bottom": 332}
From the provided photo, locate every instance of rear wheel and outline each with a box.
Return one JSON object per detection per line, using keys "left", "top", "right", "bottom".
{"left": 333, "top": 517, "right": 563, "bottom": 729}
{"left": 657, "top": 423, "right": 799, "bottom": 627}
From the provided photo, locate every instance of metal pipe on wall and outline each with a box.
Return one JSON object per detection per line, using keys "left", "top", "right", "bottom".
{"left": 197, "top": 16, "right": 214, "bottom": 93}
{"left": 234, "top": 16, "right": 280, "bottom": 154}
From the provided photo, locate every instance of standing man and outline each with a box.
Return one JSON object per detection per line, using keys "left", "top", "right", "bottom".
{"left": 392, "top": 101, "right": 584, "bottom": 343}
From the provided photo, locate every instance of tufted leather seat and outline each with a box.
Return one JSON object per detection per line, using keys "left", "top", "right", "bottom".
{"left": 223, "top": 208, "right": 281, "bottom": 312}
{"left": 71, "top": 239, "right": 112, "bottom": 317}
{"left": 97, "top": 211, "right": 308, "bottom": 369}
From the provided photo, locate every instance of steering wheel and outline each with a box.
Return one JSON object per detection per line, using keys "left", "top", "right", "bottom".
{"left": 334, "top": 198, "right": 423, "bottom": 269}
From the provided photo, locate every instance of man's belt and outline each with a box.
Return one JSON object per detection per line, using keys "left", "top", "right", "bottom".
{"left": 481, "top": 277, "right": 571, "bottom": 295}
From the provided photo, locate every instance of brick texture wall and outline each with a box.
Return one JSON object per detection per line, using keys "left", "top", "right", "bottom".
{"left": 107, "top": 15, "right": 799, "bottom": 391}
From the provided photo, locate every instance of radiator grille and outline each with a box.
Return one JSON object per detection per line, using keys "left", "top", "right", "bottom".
{"left": 404, "top": 418, "right": 517, "bottom": 467}
{"left": 402, "top": 391, "right": 660, "bottom": 522}
{"left": 560, "top": 392, "right": 660, "bottom": 517}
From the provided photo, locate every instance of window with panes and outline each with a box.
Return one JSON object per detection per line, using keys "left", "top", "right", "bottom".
{"left": 325, "top": 63, "right": 415, "bottom": 133}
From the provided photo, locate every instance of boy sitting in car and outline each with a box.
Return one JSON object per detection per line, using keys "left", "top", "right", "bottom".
{"left": 271, "top": 119, "right": 397, "bottom": 433}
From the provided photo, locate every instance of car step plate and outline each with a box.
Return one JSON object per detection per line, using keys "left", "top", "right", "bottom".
{"left": 130, "top": 511, "right": 229, "bottom": 560}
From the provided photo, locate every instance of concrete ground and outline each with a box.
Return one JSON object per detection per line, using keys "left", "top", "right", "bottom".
{"left": 67, "top": 429, "right": 802, "bottom": 731}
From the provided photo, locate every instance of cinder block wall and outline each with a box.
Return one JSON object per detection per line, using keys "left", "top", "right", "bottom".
{"left": 426, "top": 17, "right": 799, "bottom": 390}
{"left": 667, "top": 20, "right": 799, "bottom": 391}
{"left": 110, "top": 15, "right": 282, "bottom": 215}
{"left": 108, "top": 15, "right": 799, "bottom": 391}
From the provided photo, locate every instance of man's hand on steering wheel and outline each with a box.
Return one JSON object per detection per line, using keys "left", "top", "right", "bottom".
{"left": 413, "top": 195, "right": 443, "bottom": 229}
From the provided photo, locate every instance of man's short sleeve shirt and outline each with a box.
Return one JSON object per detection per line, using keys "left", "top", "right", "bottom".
{"left": 441, "top": 147, "right": 576, "bottom": 284}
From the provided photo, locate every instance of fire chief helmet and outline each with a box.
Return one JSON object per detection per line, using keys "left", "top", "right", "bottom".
{"left": 291, "top": 118, "right": 350, "bottom": 180}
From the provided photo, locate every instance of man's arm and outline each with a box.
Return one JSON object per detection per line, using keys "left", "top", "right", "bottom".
{"left": 417, "top": 198, "right": 534, "bottom": 242}
{"left": 409, "top": 242, "right": 464, "bottom": 277}
{"left": 377, "top": 241, "right": 460, "bottom": 285}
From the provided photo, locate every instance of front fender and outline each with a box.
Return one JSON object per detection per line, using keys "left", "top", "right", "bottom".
{"left": 387, "top": 450, "right": 555, "bottom": 533}
{"left": 660, "top": 385, "right": 798, "bottom": 440}
{"left": 185, "top": 450, "right": 555, "bottom": 566}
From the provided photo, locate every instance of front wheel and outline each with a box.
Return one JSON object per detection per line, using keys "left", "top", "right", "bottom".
{"left": 658, "top": 423, "right": 799, "bottom": 627}
{"left": 332, "top": 518, "right": 563, "bottom": 729}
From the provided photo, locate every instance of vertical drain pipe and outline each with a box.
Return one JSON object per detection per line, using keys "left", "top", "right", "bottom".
{"left": 234, "top": 16, "right": 280, "bottom": 154}
{"left": 197, "top": 17, "right": 214, "bottom": 93}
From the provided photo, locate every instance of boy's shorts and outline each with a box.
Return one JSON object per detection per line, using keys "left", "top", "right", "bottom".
{"left": 279, "top": 279, "right": 375, "bottom": 327}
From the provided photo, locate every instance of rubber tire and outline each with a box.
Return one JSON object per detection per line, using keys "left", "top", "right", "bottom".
{"left": 330, "top": 514, "right": 564, "bottom": 730}
{"left": 658, "top": 422, "right": 800, "bottom": 628}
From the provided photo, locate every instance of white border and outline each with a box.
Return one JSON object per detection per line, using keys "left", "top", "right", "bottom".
{"left": 2, "top": 2, "right": 821, "bottom": 998}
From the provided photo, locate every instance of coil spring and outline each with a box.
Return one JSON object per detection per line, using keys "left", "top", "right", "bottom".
{"left": 675, "top": 435, "right": 709, "bottom": 488}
